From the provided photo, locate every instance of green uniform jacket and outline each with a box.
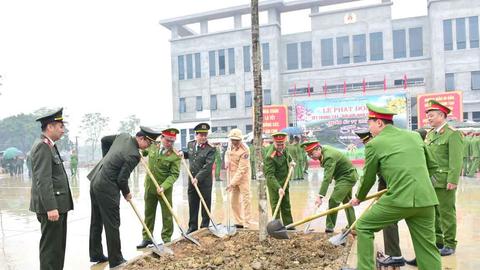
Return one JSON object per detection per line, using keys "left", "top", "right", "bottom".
{"left": 144, "top": 145, "right": 180, "bottom": 192}
{"left": 29, "top": 135, "right": 73, "bottom": 214}
{"left": 70, "top": 154, "right": 78, "bottom": 166}
{"left": 470, "top": 137, "right": 479, "bottom": 158}
{"left": 87, "top": 134, "right": 140, "bottom": 198}
{"left": 357, "top": 125, "right": 439, "bottom": 207}
{"left": 425, "top": 124, "right": 464, "bottom": 187}
{"left": 319, "top": 145, "right": 358, "bottom": 196}
{"left": 263, "top": 144, "right": 293, "bottom": 190}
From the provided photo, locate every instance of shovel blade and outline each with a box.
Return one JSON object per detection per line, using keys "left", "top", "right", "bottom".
{"left": 226, "top": 225, "right": 237, "bottom": 236}
{"left": 181, "top": 230, "right": 201, "bottom": 246}
{"left": 151, "top": 243, "right": 174, "bottom": 257}
{"left": 208, "top": 223, "right": 228, "bottom": 238}
{"left": 328, "top": 231, "right": 348, "bottom": 246}
{"left": 266, "top": 219, "right": 289, "bottom": 239}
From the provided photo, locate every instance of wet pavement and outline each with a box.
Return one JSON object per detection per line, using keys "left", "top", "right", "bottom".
{"left": 0, "top": 167, "right": 479, "bottom": 269}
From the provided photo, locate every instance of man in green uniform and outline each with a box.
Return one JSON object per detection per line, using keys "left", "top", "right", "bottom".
{"left": 137, "top": 128, "right": 181, "bottom": 248}
{"left": 88, "top": 126, "right": 160, "bottom": 268}
{"left": 214, "top": 143, "right": 223, "bottom": 181}
{"left": 70, "top": 149, "right": 78, "bottom": 177}
{"left": 467, "top": 133, "right": 479, "bottom": 177}
{"left": 289, "top": 136, "right": 305, "bottom": 180}
{"left": 264, "top": 132, "right": 295, "bottom": 226}
{"left": 424, "top": 100, "right": 463, "bottom": 257}
{"left": 29, "top": 108, "right": 74, "bottom": 270}
{"left": 183, "top": 123, "right": 216, "bottom": 234}
{"left": 300, "top": 140, "right": 357, "bottom": 233}
{"left": 343, "top": 103, "right": 441, "bottom": 270}
{"left": 462, "top": 131, "right": 471, "bottom": 176}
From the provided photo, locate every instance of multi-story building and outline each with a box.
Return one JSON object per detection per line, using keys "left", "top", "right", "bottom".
{"left": 160, "top": 0, "right": 480, "bottom": 148}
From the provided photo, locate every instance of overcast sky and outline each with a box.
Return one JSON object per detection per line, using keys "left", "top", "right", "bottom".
{"left": 0, "top": 0, "right": 426, "bottom": 140}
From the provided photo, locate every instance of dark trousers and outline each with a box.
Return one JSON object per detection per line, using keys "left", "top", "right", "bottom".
{"left": 89, "top": 188, "right": 124, "bottom": 267}
{"left": 36, "top": 213, "right": 68, "bottom": 270}
{"left": 187, "top": 186, "right": 212, "bottom": 230}
{"left": 378, "top": 178, "right": 402, "bottom": 257}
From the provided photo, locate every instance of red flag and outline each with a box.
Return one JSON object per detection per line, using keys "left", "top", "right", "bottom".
{"left": 403, "top": 74, "right": 408, "bottom": 90}
{"left": 307, "top": 82, "right": 311, "bottom": 97}
{"left": 293, "top": 83, "right": 296, "bottom": 97}
{"left": 324, "top": 80, "right": 327, "bottom": 97}
{"left": 362, "top": 78, "right": 366, "bottom": 95}
{"left": 343, "top": 80, "right": 347, "bottom": 96}
{"left": 383, "top": 75, "right": 387, "bottom": 92}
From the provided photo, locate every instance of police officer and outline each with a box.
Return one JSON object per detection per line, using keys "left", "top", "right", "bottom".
{"left": 288, "top": 136, "right": 305, "bottom": 181}
{"left": 343, "top": 103, "right": 441, "bottom": 270}
{"left": 137, "top": 128, "right": 181, "bottom": 248}
{"left": 264, "top": 132, "right": 295, "bottom": 226}
{"left": 70, "top": 149, "right": 78, "bottom": 177}
{"left": 467, "top": 132, "right": 479, "bottom": 177}
{"left": 88, "top": 126, "right": 160, "bottom": 269}
{"left": 225, "top": 129, "right": 253, "bottom": 228}
{"left": 300, "top": 140, "right": 357, "bottom": 233}
{"left": 183, "top": 123, "right": 216, "bottom": 234}
{"left": 29, "top": 108, "right": 73, "bottom": 270}
{"left": 424, "top": 100, "right": 463, "bottom": 256}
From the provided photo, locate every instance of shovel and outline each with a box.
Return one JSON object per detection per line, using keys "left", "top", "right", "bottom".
{"left": 139, "top": 156, "right": 201, "bottom": 246}
{"left": 303, "top": 204, "right": 321, "bottom": 234}
{"left": 267, "top": 189, "right": 387, "bottom": 239}
{"left": 127, "top": 199, "right": 174, "bottom": 256}
{"left": 329, "top": 196, "right": 379, "bottom": 246}
{"left": 224, "top": 168, "right": 237, "bottom": 235}
{"left": 180, "top": 158, "right": 228, "bottom": 238}
{"left": 270, "top": 163, "right": 295, "bottom": 221}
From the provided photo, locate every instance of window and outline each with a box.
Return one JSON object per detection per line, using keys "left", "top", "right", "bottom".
{"left": 196, "top": 96, "right": 203, "bottom": 111}
{"left": 230, "top": 126, "right": 237, "bottom": 130}
{"left": 286, "top": 43, "right": 298, "bottom": 70}
{"left": 218, "top": 49, "right": 225, "bottom": 75}
{"left": 262, "top": 43, "right": 270, "bottom": 70}
{"left": 221, "top": 126, "right": 228, "bottom": 132}
{"left": 243, "top": 45, "right": 251, "bottom": 72}
{"left": 370, "top": 32, "right": 383, "bottom": 61}
{"left": 210, "top": 95, "right": 217, "bottom": 110}
{"left": 209, "top": 51, "right": 216, "bottom": 76}
{"left": 336, "top": 36, "right": 350, "bottom": 64}
{"left": 411, "top": 116, "right": 418, "bottom": 130}
{"left": 180, "top": 129, "right": 187, "bottom": 149}
{"left": 443, "top": 19, "right": 453, "bottom": 50}
{"left": 230, "top": 93, "right": 237, "bottom": 108}
{"left": 353, "top": 34, "right": 366, "bottom": 63}
{"left": 393, "top": 29, "right": 406, "bottom": 58}
{"left": 186, "top": 54, "right": 193, "bottom": 79}
{"left": 264, "top": 89, "right": 271, "bottom": 105}
{"left": 321, "top": 38, "right": 334, "bottom": 66}
{"left": 445, "top": 73, "right": 455, "bottom": 91}
{"left": 463, "top": 112, "right": 469, "bottom": 121}
{"left": 228, "top": 48, "right": 235, "bottom": 74}
{"left": 394, "top": 77, "right": 424, "bottom": 86}
{"left": 456, "top": 18, "right": 466, "bottom": 49}
{"left": 473, "top": 111, "right": 480, "bottom": 122}
{"left": 470, "top": 16, "right": 479, "bottom": 48}
{"left": 179, "top": 98, "right": 186, "bottom": 113}
{"left": 194, "top": 53, "right": 201, "bottom": 78}
{"left": 409, "top": 27, "right": 423, "bottom": 57}
{"left": 246, "top": 124, "right": 253, "bottom": 134}
{"left": 178, "top": 55, "right": 185, "bottom": 80}
{"left": 300, "top": 41, "right": 312, "bottom": 68}
{"left": 245, "top": 91, "right": 252, "bottom": 108}
{"left": 189, "top": 129, "right": 194, "bottom": 140}
{"left": 472, "top": 71, "right": 480, "bottom": 90}
{"left": 212, "top": 127, "right": 218, "bottom": 133}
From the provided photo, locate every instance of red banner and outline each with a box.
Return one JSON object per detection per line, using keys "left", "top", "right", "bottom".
{"left": 261, "top": 105, "right": 288, "bottom": 134}
{"left": 417, "top": 91, "right": 463, "bottom": 127}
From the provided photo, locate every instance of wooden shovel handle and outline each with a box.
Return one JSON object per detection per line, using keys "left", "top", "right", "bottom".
{"left": 272, "top": 164, "right": 295, "bottom": 219}
{"left": 286, "top": 189, "right": 387, "bottom": 229}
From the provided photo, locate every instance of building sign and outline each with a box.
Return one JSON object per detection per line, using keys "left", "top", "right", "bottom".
{"left": 417, "top": 91, "right": 463, "bottom": 128}
{"left": 262, "top": 105, "right": 288, "bottom": 134}
{"left": 344, "top": 12, "right": 357, "bottom": 24}
{"left": 296, "top": 93, "right": 408, "bottom": 161}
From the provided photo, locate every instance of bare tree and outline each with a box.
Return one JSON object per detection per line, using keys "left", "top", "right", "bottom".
{"left": 118, "top": 114, "right": 140, "bottom": 135}
{"left": 80, "top": 113, "right": 109, "bottom": 161}
{"left": 251, "top": 0, "right": 267, "bottom": 241}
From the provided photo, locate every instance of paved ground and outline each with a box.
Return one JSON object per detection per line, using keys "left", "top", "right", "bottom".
{"left": 0, "top": 167, "right": 478, "bottom": 269}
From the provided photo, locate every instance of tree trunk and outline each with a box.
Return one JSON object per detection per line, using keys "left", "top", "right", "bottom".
{"left": 251, "top": 0, "right": 267, "bottom": 242}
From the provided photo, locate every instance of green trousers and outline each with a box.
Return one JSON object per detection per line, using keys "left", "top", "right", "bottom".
{"left": 356, "top": 203, "right": 441, "bottom": 270}
{"left": 325, "top": 183, "right": 356, "bottom": 230}
{"left": 215, "top": 161, "right": 221, "bottom": 180}
{"left": 378, "top": 179, "right": 402, "bottom": 256}
{"left": 143, "top": 188, "right": 173, "bottom": 243}
{"left": 434, "top": 188, "right": 457, "bottom": 249}
{"left": 293, "top": 162, "right": 304, "bottom": 180}
{"left": 268, "top": 186, "right": 293, "bottom": 226}
{"left": 467, "top": 158, "right": 479, "bottom": 177}
{"left": 463, "top": 157, "right": 470, "bottom": 175}
{"left": 70, "top": 163, "right": 78, "bottom": 176}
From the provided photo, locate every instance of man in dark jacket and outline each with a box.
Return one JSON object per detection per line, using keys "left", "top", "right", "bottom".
{"left": 29, "top": 108, "right": 73, "bottom": 270}
{"left": 87, "top": 126, "right": 160, "bottom": 269}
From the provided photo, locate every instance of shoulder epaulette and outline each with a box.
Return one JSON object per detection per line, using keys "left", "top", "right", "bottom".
{"left": 42, "top": 138, "right": 54, "bottom": 148}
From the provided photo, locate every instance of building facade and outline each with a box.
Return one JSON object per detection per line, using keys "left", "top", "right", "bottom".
{"left": 160, "top": 0, "right": 480, "bottom": 148}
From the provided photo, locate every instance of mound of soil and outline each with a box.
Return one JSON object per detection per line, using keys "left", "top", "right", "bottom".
{"left": 125, "top": 230, "right": 351, "bottom": 270}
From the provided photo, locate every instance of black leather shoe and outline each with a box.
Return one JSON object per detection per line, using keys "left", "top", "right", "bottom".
{"left": 405, "top": 258, "right": 417, "bottom": 266}
{"left": 136, "top": 239, "right": 153, "bottom": 249}
{"left": 90, "top": 255, "right": 108, "bottom": 263}
{"left": 325, "top": 228, "right": 334, "bottom": 233}
{"left": 110, "top": 259, "right": 127, "bottom": 269}
{"left": 436, "top": 243, "right": 444, "bottom": 249}
{"left": 440, "top": 247, "right": 455, "bottom": 256}
{"left": 234, "top": 224, "right": 244, "bottom": 229}
{"left": 287, "top": 226, "right": 296, "bottom": 231}
{"left": 377, "top": 256, "right": 405, "bottom": 267}
{"left": 186, "top": 227, "right": 197, "bottom": 234}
